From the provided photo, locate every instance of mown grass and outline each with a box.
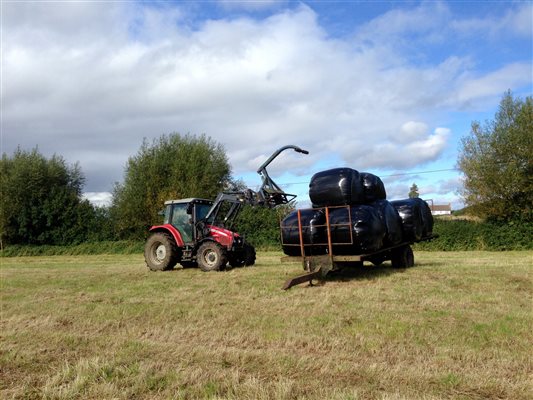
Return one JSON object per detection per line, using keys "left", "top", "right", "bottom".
{"left": 1, "top": 251, "right": 532, "bottom": 399}
{"left": 0, "top": 241, "right": 144, "bottom": 257}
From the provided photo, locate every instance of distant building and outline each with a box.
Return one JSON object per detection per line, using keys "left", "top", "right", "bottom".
{"left": 430, "top": 203, "right": 452, "bottom": 216}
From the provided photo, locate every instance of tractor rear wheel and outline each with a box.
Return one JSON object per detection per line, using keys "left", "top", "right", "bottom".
{"left": 144, "top": 232, "right": 179, "bottom": 271}
{"left": 197, "top": 242, "right": 227, "bottom": 272}
{"left": 229, "top": 243, "right": 256, "bottom": 268}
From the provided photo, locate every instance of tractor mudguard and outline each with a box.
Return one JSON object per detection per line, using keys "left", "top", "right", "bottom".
{"left": 149, "top": 224, "right": 185, "bottom": 247}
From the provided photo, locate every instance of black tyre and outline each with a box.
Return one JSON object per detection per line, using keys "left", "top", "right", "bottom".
{"left": 229, "top": 243, "right": 256, "bottom": 268}
{"left": 406, "top": 246, "right": 414, "bottom": 267}
{"left": 197, "top": 242, "right": 228, "bottom": 272}
{"left": 335, "top": 261, "right": 363, "bottom": 269}
{"left": 180, "top": 261, "right": 198, "bottom": 268}
{"left": 369, "top": 255, "right": 386, "bottom": 267}
{"left": 391, "top": 245, "right": 414, "bottom": 269}
{"left": 144, "top": 232, "right": 179, "bottom": 271}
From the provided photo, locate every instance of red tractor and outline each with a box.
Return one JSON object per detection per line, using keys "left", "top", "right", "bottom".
{"left": 144, "top": 145, "right": 308, "bottom": 272}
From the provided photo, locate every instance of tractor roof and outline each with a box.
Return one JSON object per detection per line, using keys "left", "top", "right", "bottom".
{"left": 164, "top": 198, "right": 213, "bottom": 205}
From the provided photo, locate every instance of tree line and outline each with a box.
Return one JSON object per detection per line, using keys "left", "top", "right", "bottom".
{"left": 0, "top": 134, "right": 284, "bottom": 248}
{"left": 1, "top": 92, "right": 531, "bottom": 249}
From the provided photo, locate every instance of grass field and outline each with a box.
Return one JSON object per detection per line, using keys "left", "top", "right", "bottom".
{"left": 1, "top": 251, "right": 532, "bottom": 399}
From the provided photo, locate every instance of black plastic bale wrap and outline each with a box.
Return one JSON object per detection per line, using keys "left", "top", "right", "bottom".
{"left": 309, "top": 168, "right": 364, "bottom": 207}
{"left": 281, "top": 209, "right": 327, "bottom": 256}
{"left": 372, "top": 199, "right": 403, "bottom": 246}
{"left": 416, "top": 198, "right": 434, "bottom": 237}
{"left": 328, "top": 205, "right": 386, "bottom": 254}
{"left": 360, "top": 172, "right": 387, "bottom": 203}
{"left": 390, "top": 198, "right": 433, "bottom": 242}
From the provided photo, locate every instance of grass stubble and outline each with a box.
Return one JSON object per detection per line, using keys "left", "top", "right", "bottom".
{"left": 1, "top": 251, "right": 531, "bottom": 399}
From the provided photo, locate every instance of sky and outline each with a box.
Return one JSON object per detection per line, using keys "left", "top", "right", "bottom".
{"left": 2, "top": 0, "right": 532, "bottom": 208}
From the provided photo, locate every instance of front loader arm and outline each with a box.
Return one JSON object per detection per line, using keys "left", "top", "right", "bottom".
{"left": 201, "top": 145, "right": 309, "bottom": 233}
{"left": 256, "top": 145, "right": 309, "bottom": 207}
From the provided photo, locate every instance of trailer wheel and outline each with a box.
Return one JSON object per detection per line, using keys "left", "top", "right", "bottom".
{"left": 229, "top": 243, "right": 256, "bottom": 268}
{"left": 144, "top": 232, "right": 179, "bottom": 271}
{"left": 197, "top": 242, "right": 227, "bottom": 272}
{"left": 406, "top": 246, "right": 414, "bottom": 267}
{"left": 370, "top": 255, "right": 386, "bottom": 267}
{"left": 391, "top": 245, "right": 414, "bottom": 269}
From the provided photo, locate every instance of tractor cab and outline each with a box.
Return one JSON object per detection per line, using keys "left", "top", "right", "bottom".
{"left": 163, "top": 198, "right": 213, "bottom": 243}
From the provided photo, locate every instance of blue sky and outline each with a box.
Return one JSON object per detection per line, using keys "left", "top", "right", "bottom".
{"left": 2, "top": 0, "right": 532, "bottom": 208}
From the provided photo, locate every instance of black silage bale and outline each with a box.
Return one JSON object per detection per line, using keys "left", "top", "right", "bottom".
{"left": 351, "top": 205, "right": 386, "bottom": 253}
{"left": 390, "top": 199, "right": 424, "bottom": 241}
{"left": 309, "top": 168, "right": 364, "bottom": 207}
{"left": 360, "top": 172, "right": 387, "bottom": 203}
{"left": 413, "top": 198, "right": 434, "bottom": 237}
{"left": 328, "top": 205, "right": 385, "bottom": 254}
{"left": 372, "top": 199, "right": 403, "bottom": 246}
{"left": 280, "top": 209, "right": 327, "bottom": 256}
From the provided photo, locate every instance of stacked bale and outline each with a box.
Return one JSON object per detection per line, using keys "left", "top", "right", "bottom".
{"left": 372, "top": 199, "right": 403, "bottom": 247}
{"left": 390, "top": 198, "right": 434, "bottom": 241}
{"left": 308, "top": 168, "right": 364, "bottom": 206}
{"left": 281, "top": 167, "right": 433, "bottom": 256}
{"left": 328, "top": 205, "right": 386, "bottom": 253}
{"left": 280, "top": 209, "right": 327, "bottom": 256}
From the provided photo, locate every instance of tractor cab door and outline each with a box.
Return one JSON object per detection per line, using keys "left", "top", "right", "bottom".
{"left": 194, "top": 203, "right": 212, "bottom": 223}
{"left": 170, "top": 203, "right": 193, "bottom": 243}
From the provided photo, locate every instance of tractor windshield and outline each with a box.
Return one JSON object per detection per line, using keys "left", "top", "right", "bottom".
{"left": 206, "top": 200, "right": 241, "bottom": 229}
{"left": 195, "top": 203, "right": 212, "bottom": 221}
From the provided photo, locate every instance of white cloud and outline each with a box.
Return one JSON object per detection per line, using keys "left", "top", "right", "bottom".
{"left": 2, "top": 2, "right": 531, "bottom": 194}
{"left": 83, "top": 192, "right": 113, "bottom": 207}
{"left": 355, "top": 1, "right": 451, "bottom": 45}
{"left": 451, "top": 63, "right": 532, "bottom": 108}
{"left": 217, "top": 0, "right": 287, "bottom": 11}
{"left": 451, "top": 3, "right": 533, "bottom": 38}
{"left": 397, "top": 121, "right": 429, "bottom": 143}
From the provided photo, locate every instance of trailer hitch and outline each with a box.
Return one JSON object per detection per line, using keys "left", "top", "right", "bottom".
{"left": 282, "top": 269, "right": 323, "bottom": 290}
{"left": 281, "top": 254, "right": 335, "bottom": 290}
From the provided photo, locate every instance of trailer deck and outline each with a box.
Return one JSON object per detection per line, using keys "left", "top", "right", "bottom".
{"left": 280, "top": 206, "right": 437, "bottom": 289}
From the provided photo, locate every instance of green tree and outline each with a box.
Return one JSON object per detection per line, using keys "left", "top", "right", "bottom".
{"left": 235, "top": 202, "right": 294, "bottom": 249}
{"left": 458, "top": 91, "right": 533, "bottom": 221}
{"left": 408, "top": 183, "right": 420, "bottom": 198}
{"left": 0, "top": 147, "right": 96, "bottom": 245}
{"left": 111, "top": 133, "right": 232, "bottom": 239}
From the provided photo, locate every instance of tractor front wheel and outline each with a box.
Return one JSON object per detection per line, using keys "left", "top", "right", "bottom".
{"left": 144, "top": 232, "right": 179, "bottom": 271}
{"left": 229, "top": 243, "right": 256, "bottom": 268}
{"left": 197, "top": 242, "right": 228, "bottom": 272}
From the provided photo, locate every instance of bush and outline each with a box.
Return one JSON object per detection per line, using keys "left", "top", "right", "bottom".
{"left": 0, "top": 148, "right": 100, "bottom": 246}
{"left": 234, "top": 204, "right": 292, "bottom": 250}
{"left": 111, "top": 134, "right": 231, "bottom": 240}
{"left": 414, "top": 218, "right": 533, "bottom": 251}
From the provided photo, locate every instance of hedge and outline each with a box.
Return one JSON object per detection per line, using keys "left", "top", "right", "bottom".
{"left": 413, "top": 218, "right": 533, "bottom": 251}
{"left": 1, "top": 218, "right": 531, "bottom": 257}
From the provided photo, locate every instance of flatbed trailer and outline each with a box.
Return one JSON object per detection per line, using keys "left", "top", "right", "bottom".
{"left": 280, "top": 206, "right": 437, "bottom": 289}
